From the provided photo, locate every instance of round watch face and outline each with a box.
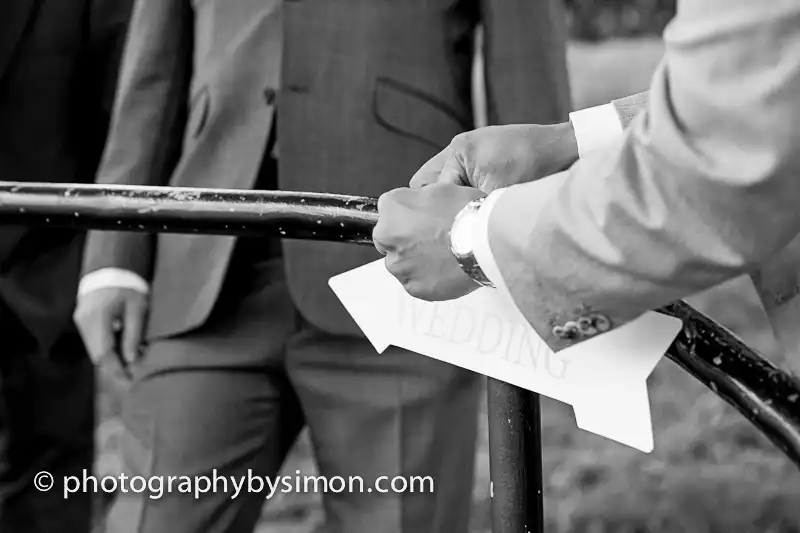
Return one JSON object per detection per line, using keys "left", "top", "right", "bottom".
{"left": 450, "top": 213, "right": 476, "bottom": 255}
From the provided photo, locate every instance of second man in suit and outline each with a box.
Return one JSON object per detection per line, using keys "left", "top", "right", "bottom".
{"left": 75, "top": 1, "right": 571, "bottom": 531}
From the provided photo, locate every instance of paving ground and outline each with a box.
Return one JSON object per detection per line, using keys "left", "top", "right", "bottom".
{"left": 96, "top": 38, "right": 800, "bottom": 533}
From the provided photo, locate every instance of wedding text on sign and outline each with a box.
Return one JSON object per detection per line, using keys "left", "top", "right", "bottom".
{"left": 399, "top": 296, "right": 569, "bottom": 379}
{"left": 33, "top": 470, "right": 434, "bottom": 500}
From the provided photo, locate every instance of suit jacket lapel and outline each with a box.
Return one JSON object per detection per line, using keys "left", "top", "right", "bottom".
{"left": 0, "top": 0, "right": 42, "bottom": 83}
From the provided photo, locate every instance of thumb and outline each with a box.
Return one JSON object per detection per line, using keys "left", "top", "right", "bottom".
{"left": 409, "top": 147, "right": 450, "bottom": 188}
{"left": 121, "top": 296, "right": 147, "bottom": 365}
{"left": 436, "top": 153, "right": 471, "bottom": 187}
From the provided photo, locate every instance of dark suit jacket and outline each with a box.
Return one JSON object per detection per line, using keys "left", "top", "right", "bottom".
{"left": 0, "top": 0, "right": 131, "bottom": 349}
{"left": 83, "top": 0, "right": 572, "bottom": 340}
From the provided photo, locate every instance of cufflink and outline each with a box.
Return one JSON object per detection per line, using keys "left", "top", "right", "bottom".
{"left": 577, "top": 317, "right": 597, "bottom": 336}
{"left": 552, "top": 313, "right": 611, "bottom": 340}
{"left": 552, "top": 323, "right": 580, "bottom": 340}
{"left": 589, "top": 313, "right": 611, "bottom": 333}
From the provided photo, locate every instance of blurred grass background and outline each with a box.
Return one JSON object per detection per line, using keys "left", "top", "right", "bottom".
{"left": 96, "top": 1, "right": 800, "bottom": 532}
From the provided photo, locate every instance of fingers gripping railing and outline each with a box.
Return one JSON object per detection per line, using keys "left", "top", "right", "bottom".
{"left": 1, "top": 181, "right": 799, "bottom": 533}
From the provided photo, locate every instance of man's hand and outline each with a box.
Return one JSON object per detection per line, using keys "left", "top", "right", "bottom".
{"left": 74, "top": 288, "right": 148, "bottom": 384}
{"left": 409, "top": 123, "right": 578, "bottom": 192}
{"left": 373, "top": 183, "right": 485, "bottom": 301}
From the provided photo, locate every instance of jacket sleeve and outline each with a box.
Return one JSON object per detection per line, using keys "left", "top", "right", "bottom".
{"left": 82, "top": 0, "right": 193, "bottom": 280}
{"left": 479, "top": 0, "right": 572, "bottom": 126}
{"left": 485, "top": 0, "right": 800, "bottom": 352}
{"left": 88, "top": 0, "right": 134, "bottom": 119}
{"left": 72, "top": 0, "right": 133, "bottom": 185}
{"left": 610, "top": 92, "right": 649, "bottom": 129}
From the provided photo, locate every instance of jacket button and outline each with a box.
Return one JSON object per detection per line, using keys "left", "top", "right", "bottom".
{"left": 263, "top": 87, "right": 277, "bottom": 105}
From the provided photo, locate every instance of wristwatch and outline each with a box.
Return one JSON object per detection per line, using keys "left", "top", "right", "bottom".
{"left": 448, "top": 197, "right": 495, "bottom": 288}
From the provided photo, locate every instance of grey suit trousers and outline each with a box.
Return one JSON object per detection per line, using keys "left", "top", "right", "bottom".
{"left": 106, "top": 249, "right": 482, "bottom": 533}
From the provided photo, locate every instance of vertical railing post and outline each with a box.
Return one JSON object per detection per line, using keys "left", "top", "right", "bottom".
{"left": 487, "top": 379, "right": 544, "bottom": 533}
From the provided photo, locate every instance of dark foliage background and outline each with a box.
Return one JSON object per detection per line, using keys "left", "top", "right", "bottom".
{"left": 564, "top": 0, "right": 677, "bottom": 41}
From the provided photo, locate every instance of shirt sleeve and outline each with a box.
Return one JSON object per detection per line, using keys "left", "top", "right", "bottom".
{"left": 78, "top": 268, "right": 150, "bottom": 298}
{"left": 568, "top": 92, "right": 649, "bottom": 158}
{"left": 568, "top": 103, "right": 623, "bottom": 158}
{"left": 472, "top": 188, "right": 511, "bottom": 290}
{"left": 482, "top": 0, "right": 800, "bottom": 351}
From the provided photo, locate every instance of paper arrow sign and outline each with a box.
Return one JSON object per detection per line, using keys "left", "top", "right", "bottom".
{"left": 329, "top": 260, "right": 683, "bottom": 452}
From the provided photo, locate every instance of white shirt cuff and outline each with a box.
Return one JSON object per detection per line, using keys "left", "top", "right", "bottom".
{"left": 568, "top": 103, "right": 623, "bottom": 159}
{"left": 471, "top": 188, "right": 512, "bottom": 294}
{"left": 78, "top": 268, "right": 150, "bottom": 298}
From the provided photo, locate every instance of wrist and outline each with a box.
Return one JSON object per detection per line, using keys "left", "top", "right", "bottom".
{"left": 448, "top": 198, "right": 495, "bottom": 288}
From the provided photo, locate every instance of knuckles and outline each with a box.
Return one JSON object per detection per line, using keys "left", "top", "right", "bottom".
{"left": 383, "top": 254, "right": 405, "bottom": 278}
{"left": 373, "top": 187, "right": 417, "bottom": 247}
{"left": 376, "top": 187, "right": 410, "bottom": 215}
{"left": 402, "top": 281, "right": 430, "bottom": 301}
{"left": 401, "top": 279, "right": 448, "bottom": 302}
{"left": 376, "top": 190, "right": 392, "bottom": 213}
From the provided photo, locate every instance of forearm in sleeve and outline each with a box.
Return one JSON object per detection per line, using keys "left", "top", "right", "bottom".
{"left": 82, "top": 0, "right": 193, "bottom": 279}
{"left": 485, "top": 0, "right": 800, "bottom": 351}
{"left": 89, "top": 0, "right": 134, "bottom": 118}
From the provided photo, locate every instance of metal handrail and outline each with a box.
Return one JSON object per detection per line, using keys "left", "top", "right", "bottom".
{"left": 1, "top": 180, "right": 799, "bottom": 533}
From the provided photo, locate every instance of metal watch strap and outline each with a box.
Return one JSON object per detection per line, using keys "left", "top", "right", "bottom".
{"left": 449, "top": 198, "right": 495, "bottom": 288}
{"left": 456, "top": 250, "right": 495, "bottom": 288}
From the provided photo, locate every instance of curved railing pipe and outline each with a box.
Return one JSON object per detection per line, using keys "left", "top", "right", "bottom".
{"left": 1, "top": 181, "right": 799, "bottom": 533}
